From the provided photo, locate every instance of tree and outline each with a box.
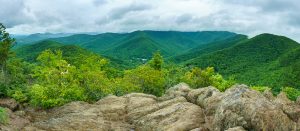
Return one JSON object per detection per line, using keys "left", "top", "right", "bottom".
{"left": 0, "top": 23, "right": 16, "bottom": 97}
{"left": 77, "top": 54, "right": 113, "bottom": 101}
{"left": 0, "top": 23, "right": 15, "bottom": 76}
{"left": 30, "top": 50, "right": 85, "bottom": 108}
{"left": 123, "top": 65, "right": 166, "bottom": 96}
{"left": 148, "top": 51, "right": 163, "bottom": 70}
{"left": 181, "top": 67, "right": 234, "bottom": 91}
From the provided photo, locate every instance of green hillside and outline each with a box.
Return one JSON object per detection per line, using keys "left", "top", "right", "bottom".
{"left": 14, "top": 40, "right": 62, "bottom": 62}
{"left": 184, "top": 33, "right": 300, "bottom": 91}
{"left": 14, "top": 33, "right": 72, "bottom": 47}
{"left": 14, "top": 40, "right": 131, "bottom": 69}
{"left": 170, "top": 34, "right": 248, "bottom": 62}
{"left": 103, "top": 32, "right": 170, "bottom": 60}
{"left": 49, "top": 31, "right": 238, "bottom": 60}
{"left": 13, "top": 31, "right": 300, "bottom": 91}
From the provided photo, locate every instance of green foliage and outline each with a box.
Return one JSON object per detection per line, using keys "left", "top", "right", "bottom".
{"left": 11, "top": 31, "right": 300, "bottom": 108}
{"left": 111, "top": 78, "right": 141, "bottom": 96}
{"left": 250, "top": 86, "right": 271, "bottom": 93}
{"left": 0, "top": 23, "right": 28, "bottom": 97}
{"left": 77, "top": 54, "right": 113, "bottom": 101}
{"left": 164, "top": 64, "right": 187, "bottom": 88}
{"left": 0, "top": 107, "right": 8, "bottom": 124}
{"left": 0, "top": 23, "right": 15, "bottom": 72}
{"left": 149, "top": 51, "right": 163, "bottom": 70}
{"left": 29, "top": 50, "right": 86, "bottom": 108}
{"left": 181, "top": 67, "right": 234, "bottom": 91}
{"left": 15, "top": 40, "right": 132, "bottom": 69}
{"left": 282, "top": 87, "right": 300, "bottom": 101}
{"left": 49, "top": 31, "right": 237, "bottom": 63}
{"left": 170, "top": 35, "right": 247, "bottom": 63}
{"left": 3, "top": 59, "right": 32, "bottom": 99}
{"left": 10, "top": 89, "right": 28, "bottom": 103}
{"left": 123, "top": 65, "right": 166, "bottom": 96}
{"left": 184, "top": 34, "right": 300, "bottom": 90}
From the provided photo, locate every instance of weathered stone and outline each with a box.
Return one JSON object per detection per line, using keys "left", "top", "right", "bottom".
{"left": 2, "top": 83, "right": 299, "bottom": 131}
{"left": 225, "top": 126, "right": 246, "bottom": 131}
{"left": 0, "top": 108, "right": 30, "bottom": 131}
{"left": 211, "top": 85, "right": 297, "bottom": 131}
{"left": 22, "top": 86, "right": 206, "bottom": 131}
{"left": 263, "top": 89, "right": 275, "bottom": 101}
{"left": 163, "top": 83, "right": 191, "bottom": 99}
{"left": 297, "top": 97, "right": 300, "bottom": 105}
{"left": 186, "top": 86, "right": 219, "bottom": 105}
{"left": 0, "top": 98, "right": 18, "bottom": 111}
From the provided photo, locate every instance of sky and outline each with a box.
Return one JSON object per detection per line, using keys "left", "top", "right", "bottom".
{"left": 0, "top": 0, "right": 299, "bottom": 41}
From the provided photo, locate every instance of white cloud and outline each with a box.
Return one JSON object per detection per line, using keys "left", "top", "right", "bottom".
{"left": 1, "top": 0, "right": 300, "bottom": 41}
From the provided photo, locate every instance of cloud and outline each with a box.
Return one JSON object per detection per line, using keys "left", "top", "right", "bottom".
{"left": 109, "top": 2, "right": 153, "bottom": 20}
{"left": 0, "top": 0, "right": 33, "bottom": 28}
{"left": 0, "top": 0, "right": 300, "bottom": 41}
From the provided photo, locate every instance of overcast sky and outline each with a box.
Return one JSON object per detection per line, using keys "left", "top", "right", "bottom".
{"left": 0, "top": 0, "right": 299, "bottom": 41}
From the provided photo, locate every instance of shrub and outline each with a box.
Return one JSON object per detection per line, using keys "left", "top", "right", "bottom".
{"left": 123, "top": 65, "right": 166, "bottom": 96}
{"left": 250, "top": 86, "right": 271, "bottom": 93}
{"left": 29, "top": 50, "right": 86, "bottom": 108}
{"left": 10, "top": 89, "right": 28, "bottom": 103}
{"left": 282, "top": 87, "right": 300, "bottom": 101}
{"left": 181, "top": 67, "right": 234, "bottom": 91}
{"left": 77, "top": 55, "right": 113, "bottom": 101}
{"left": 29, "top": 84, "right": 85, "bottom": 109}
{"left": 0, "top": 107, "right": 8, "bottom": 124}
{"left": 111, "top": 78, "right": 141, "bottom": 96}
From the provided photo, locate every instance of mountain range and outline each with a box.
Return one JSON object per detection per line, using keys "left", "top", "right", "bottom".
{"left": 13, "top": 31, "right": 300, "bottom": 91}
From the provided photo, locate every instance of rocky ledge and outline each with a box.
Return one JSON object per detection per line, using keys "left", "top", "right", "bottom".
{"left": 1, "top": 83, "right": 300, "bottom": 131}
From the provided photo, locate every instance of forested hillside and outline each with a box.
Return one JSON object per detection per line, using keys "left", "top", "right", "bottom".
{"left": 11, "top": 29, "right": 300, "bottom": 94}
{"left": 14, "top": 40, "right": 131, "bottom": 69}
{"left": 13, "top": 33, "right": 72, "bottom": 47}
{"left": 184, "top": 33, "right": 300, "bottom": 92}
{"left": 49, "top": 31, "right": 238, "bottom": 60}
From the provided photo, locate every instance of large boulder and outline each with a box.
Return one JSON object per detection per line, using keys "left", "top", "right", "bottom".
{"left": 210, "top": 85, "right": 298, "bottom": 131}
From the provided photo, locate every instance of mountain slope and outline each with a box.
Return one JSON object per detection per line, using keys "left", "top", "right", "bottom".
{"left": 184, "top": 33, "right": 300, "bottom": 90}
{"left": 170, "top": 34, "right": 248, "bottom": 62}
{"left": 14, "top": 33, "right": 72, "bottom": 47}
{"left": 103, "top": 32, "right": 170, "bottom": 60}
{"left": 14, "top": 40, "right": 62, "bottom": 62}
{"left": 14, "top": 40, "right": 131, "bottom": 69}
{"left": 49, "top": 31, "right": 239, "bottom": 60}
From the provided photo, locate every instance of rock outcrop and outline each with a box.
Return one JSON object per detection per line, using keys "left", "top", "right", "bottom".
{"left": 0, "top": 108, "right": 30, "bottom": 131}
{"left": 2, "top": 83, "right": 300, "bottom": 131}
{"left": 0, "top": 98, "right": 18, "bottom": 111}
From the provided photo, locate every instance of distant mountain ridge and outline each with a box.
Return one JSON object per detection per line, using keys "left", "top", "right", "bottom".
{"left": 48, "top": 31, "right": 238, "bottom": 60}
{"left": 13, "top": 33, "right": 74, "bottom": 47}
